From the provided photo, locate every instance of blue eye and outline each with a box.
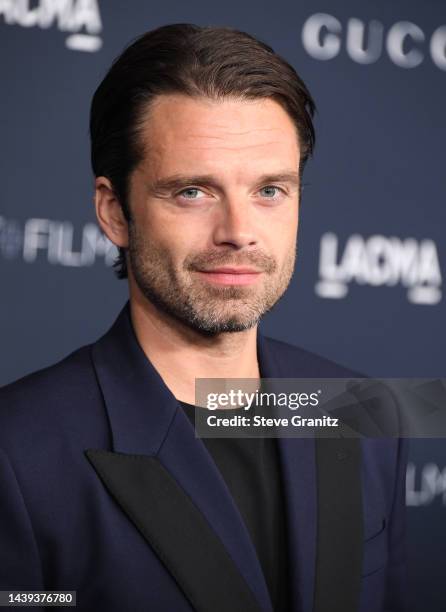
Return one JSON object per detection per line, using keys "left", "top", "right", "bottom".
{"left": 259, "top": 185, "right": 283, "bottom": 198}
{"left": 179, "top": 188, "right": 205, "bottom": 200}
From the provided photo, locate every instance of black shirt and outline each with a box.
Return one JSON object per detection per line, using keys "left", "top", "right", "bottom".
{"left": 179, "top": 400, "right": 290, "bottom": 612}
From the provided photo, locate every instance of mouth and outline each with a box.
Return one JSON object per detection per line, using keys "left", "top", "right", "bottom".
{"left": 195, "top": 267, "right": 263, "bottom": 286}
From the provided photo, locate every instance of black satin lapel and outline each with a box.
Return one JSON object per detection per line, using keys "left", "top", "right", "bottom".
{"left": 85, "top": 449, "right": 262, "bottom": 612}
{"left": 313, "top": 437, "right": 363, "bottom": 612}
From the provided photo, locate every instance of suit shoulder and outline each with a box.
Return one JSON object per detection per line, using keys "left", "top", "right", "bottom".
{"left": 0, "top": 344, "right": 95, "bottom": 402}
{"left": 263, "top": 335, "right": 364, "bottom": 377}
{"left": 0, "top": 344, "right": 104, "bottom": 443}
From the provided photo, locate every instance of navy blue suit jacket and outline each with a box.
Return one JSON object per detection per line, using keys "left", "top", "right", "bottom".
{"left": 0, "top": 304, "right": 408, "bottom": 612}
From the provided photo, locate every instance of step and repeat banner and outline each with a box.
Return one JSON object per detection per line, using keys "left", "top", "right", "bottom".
{"left": 1, "top": 1, "right": 445, "bottom": 609}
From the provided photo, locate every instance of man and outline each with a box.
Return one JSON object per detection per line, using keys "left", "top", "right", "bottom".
{"left": 0, "top": 24, "right": 407, "bottom": 612}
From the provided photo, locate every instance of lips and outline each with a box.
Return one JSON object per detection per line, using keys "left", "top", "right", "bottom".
{"left": 199, "top": 267, "right": 261, "bottom": 274}
{"left": 196, "top": 267, "right": 262, "bottom": 286}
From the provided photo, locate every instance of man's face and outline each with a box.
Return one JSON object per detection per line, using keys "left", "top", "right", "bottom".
{"left": 127, "top": 94, "right": 300, "bottom": 335}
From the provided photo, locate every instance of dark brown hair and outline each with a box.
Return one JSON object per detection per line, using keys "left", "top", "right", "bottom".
{"left": 90, "top": 23, "right": 316, "bottom": 278}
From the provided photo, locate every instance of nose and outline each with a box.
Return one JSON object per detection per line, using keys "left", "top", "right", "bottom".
{"left": 212, "top": 195, "right": 258, "bottom": 249}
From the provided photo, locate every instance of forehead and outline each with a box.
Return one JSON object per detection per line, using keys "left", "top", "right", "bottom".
{"left": 137, "top": 94, "right": 300, "bottom": 178}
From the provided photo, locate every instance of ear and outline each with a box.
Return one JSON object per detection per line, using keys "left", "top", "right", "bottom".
{"left": 94, "top": 177, "right": 129, "bottom": 248}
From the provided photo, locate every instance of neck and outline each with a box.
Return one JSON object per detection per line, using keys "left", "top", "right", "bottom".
{"left": 129, "top": 291, "right": 260, "bottom": 405}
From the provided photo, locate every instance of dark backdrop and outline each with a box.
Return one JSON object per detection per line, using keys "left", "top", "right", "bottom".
{"left": 1, "top": 2, "right": 445, "bottom": 610}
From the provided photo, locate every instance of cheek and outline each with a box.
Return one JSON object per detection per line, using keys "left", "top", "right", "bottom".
{"left": 267, "top": 209, "right": 298, "bottom": 248}
{"left": 145, "top": 221, "right": 204, "bottom": 270}
{"left": 143, "top": 202, "right": 211, "bottom": 243}
{"left": 136, "top": 210, "right": 177, "bottom": 249}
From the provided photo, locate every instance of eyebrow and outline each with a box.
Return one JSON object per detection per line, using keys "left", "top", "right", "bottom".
{"left": 148, "top": 171, "right": 300, "bottom": 194}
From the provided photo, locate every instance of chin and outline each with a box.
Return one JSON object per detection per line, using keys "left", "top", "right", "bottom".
{"left": 187, "top": 316, "right": 259, "bottom": 335}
